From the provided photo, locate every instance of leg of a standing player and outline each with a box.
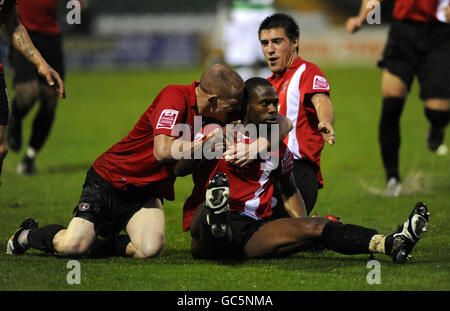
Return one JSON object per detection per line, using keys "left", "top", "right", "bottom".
{"left": 7, "top": 81, "right": 39, "bottom": 152}
{"left": 17, "top": 84, "right": 59, "bottom": 174}
{"left": 29, "top": 84, "right": 58, "bottom": 152}
{"left": 379, "top": 69, "right": 408, "bottom": 196}
{"left": 0, "top": 125, "right": 7, "bottom": 181}
{"left": 124, "top": 198, "right": 166, "bottom": 258}
{"left": 424, "top": 99, "right": 449, "bottom": 151}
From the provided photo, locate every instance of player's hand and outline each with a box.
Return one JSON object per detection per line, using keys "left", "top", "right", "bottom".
{"left": 345, "top": 16, "right": 364, "bottom": 33}
{"left": 224, "top": 141, "right": 258, "bottom": 167}
{"left": 318, "top": 121, "right": 335, "bottom": 145}
{"left": 37, "top": 63, "right": 66, "bottom": 99}
{"left": 444, "top": 6, "right": 450, "bottom": 22}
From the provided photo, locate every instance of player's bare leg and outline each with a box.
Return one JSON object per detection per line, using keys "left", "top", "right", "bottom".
{"left": 244, "top": 217, "right": 329, "bottom": 258}
{"left": 424, "top": 98, "right": 449, "bottom": 153}
{"left": 379, "top": 69, "right": 408, "bottom": 196}
{"left": 52, "top": 217, "right": 96, "bottom": 256}
{"left": 7, "top": 216, "right": 96, "bottom": 257}
{"left": 245, "top": 202, "right": 429, "bottom": 263}
{"left": 125, "top": 198, "right": 166, "bottom": 258}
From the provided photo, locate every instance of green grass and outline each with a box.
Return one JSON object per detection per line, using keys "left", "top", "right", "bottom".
{"left": 0, "top": 66, "right": 449, "bottom": 291}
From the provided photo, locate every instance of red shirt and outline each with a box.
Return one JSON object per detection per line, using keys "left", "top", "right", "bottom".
{"left": 0, "top": 0, "right": 16, "bottom": 74}
{"left": 182, "top": 128, "right": 294, "bottom": 231}
{"left": 93, "top": 81, "right": 200, "bottom": 201}
{"left": 393, "top": 0, "right": 449, "bottom": 23}
{"left": 18, "top": 0, "right": 61, "bottom": 34}
{"left": 268, "top": 57, "right": 330, "bottom": 188}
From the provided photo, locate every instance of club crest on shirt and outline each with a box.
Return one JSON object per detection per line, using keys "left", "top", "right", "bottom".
{"left": 156, "top": 109, "right": 179, "bottom": 129}
{"left": 78, "top": 203, "right": 90, "bottom": 212}
{"left": 312, "top": 75, "right": 329, "bottom": 90}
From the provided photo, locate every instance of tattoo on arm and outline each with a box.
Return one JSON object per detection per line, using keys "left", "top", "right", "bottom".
{"left": 13, "top": 25, "right": 36, "bottom": 59}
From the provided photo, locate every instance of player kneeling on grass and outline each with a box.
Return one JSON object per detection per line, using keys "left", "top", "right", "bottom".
{"left": 179, "top": 77, "right": 429, "bottom": 263}
{"left": 5, "top": 64, "right": 251, "bottom": 259}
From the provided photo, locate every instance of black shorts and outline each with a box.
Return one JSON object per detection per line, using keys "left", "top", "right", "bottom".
{"left": 0, "top": 74, "right": 8, "bottom": 125}
{"left": 10, "top": 31, "right": 65, "bottom": 85}
{"left": 227, "top": 212, "right": 267, "bottom": 258}
{"left": 73, "top": 167, "right": 163, "bottom": 238}
{"left": 271, "top": 159, "right": 319, "bottom": 218}
{"left": 378, "top": 19, "right": 450, "bottom": 100}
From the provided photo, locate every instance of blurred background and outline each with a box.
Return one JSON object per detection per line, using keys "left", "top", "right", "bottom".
{"left": 1, "top": 0, "right": 395, "bottom": 72}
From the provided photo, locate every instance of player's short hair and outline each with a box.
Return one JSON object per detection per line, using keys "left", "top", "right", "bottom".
{"left": 258, "top": 13, "right": 300, "bottom": 43}
{"left": 241, "top": 77, "right": 274, "bottom": 118}
{"left": 200, "top": 63, "right": 244, "bottom": 98}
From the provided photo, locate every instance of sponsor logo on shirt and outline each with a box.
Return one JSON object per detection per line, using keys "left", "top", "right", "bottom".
{"left": 312, "top": 75, "right": 329, "bottom": 90}
{"left": 156, "top": 109, "right": 179, "bottom": 129}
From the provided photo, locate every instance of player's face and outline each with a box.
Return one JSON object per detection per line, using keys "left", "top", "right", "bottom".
{"left": 259, "top": 28, "right": 298, "bottom": 74}
{"left": 246, "top": 85, "right": 279, "bottom": 125}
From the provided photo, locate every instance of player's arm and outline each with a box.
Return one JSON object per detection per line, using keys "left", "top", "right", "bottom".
{"left": 276, "top": 172, "right": 307, "bottom": 218}
{"left": 224, "top": 113, "right": 293, "bottom": 167}
{"left": 311, "top": 93, "right": 335, "bottom": 145}
{"left": 155, "top": 127, "right": 222, "bottom": 163}
{"left": 346, "top": 0, "right": 382, "bottom": 33}
{"left": 0, "top": 4, "right": 65, "bottom": 98}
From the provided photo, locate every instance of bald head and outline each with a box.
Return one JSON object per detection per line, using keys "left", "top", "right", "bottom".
{"left": 200, "top": 64, "right": 244, "bottom": 97}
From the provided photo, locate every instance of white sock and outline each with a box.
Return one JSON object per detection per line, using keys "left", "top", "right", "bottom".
{"left": 369, "top": 234, "right": 386, "bottom": 254}
{"left": 26, "top": 147, "right": 37, "bottom": 159}
{"left": 18, "top": 230, "right": 30, "bottom": 248}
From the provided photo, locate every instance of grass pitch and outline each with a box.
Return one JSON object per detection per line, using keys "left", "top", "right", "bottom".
{"left": 0, "top": 66, "right": 449, "bottom": 292}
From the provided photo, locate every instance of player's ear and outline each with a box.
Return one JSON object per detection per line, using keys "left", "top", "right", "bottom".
{"left": 291, "top": 37, "right": 299, "bottom": 53}
{"left": 207, "top": 94, "right": 218, "bottom": 109}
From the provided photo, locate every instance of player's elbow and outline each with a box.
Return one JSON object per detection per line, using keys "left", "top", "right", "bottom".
{"left": 153, "top": 144, "right": 175, "bottom": 163}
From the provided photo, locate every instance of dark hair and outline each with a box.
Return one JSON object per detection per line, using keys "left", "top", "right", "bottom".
{"left": 241, "top": 77, "right": 274, "bottom": 119}
{"left": 258, "top": 13, "right": 300, "bottom": 42}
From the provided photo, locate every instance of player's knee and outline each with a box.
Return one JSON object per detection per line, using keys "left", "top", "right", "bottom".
{"left": 137, "top": 234, "right": 165, "bottom": 259}
{"left": 308, "top": 217, "right": 329, "bottom": 237}
{"left": 0, "top": 144, "right": 8, "bottom": 160}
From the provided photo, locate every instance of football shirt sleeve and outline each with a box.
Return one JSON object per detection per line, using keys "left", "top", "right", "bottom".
{"left": 150, "top": 86, "right": 188, "bottom": 138}
{"left": 300, "top": 63, "right": 330, "bottom": 98}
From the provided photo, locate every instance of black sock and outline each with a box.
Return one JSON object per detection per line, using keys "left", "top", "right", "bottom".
{"left": 320, "top": 221, "right": 378, "bottom": 255}
{"left": 113, "top": 235, "right": 131, "bottom": 257}
{"left": 88, "top": 235, "right": 131, "bottom": 258}
{"left": 27, "top": 224, "right": 65, "bottom": 253}
{"left": 425, "top": 107, "right": 449, "bottom": 129}
{"left": 379, "top": 97, "right": 405, "bottom": 181}
{"left": 384, "top": 234, "right": 395, "bottom": 255}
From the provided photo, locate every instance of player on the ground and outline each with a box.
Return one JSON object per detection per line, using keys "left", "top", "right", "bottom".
{"left": 0, "top": 0, "right": 65, "bottom": 186}
{"left": 254, "top": 13, "right": 335, "bottom": 215}
{"left": 346, "top": 0, "right": 450, "bottom": 196}
{"left": 7, "top": 0, "right": 84, "bottom": 175}
{"left": 185, "top": 77, "right": 429, "bottom": 263}
{"left": 6, "top": 64, "right": 246, "bottom": 259}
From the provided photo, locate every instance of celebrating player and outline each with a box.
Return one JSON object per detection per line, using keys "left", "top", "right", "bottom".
{"left": 184, "top": 77, "right": 429, "bottom": 263}
{"left": 0, "top": 0, "right": 65, "bottom": 186}
{"left": 255, "top": 13, "right": 335, "bottom": 215}
{"left": 346, "top": 0, "right": 450, "bottom": 196}
{"left": 6, "top": 64, "right": 246, "bottom": 258}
